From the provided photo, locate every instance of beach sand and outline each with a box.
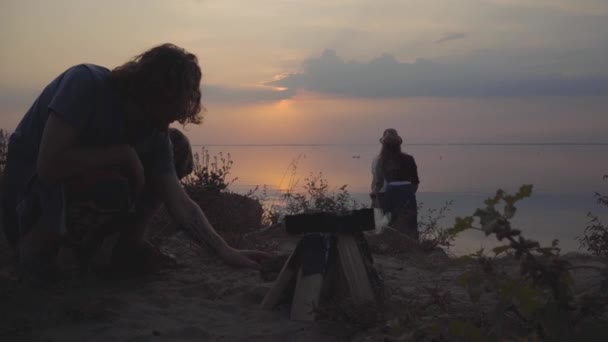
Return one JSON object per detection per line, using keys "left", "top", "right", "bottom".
{"left": 0, "top": 223, "right": 605, "bottom": 341}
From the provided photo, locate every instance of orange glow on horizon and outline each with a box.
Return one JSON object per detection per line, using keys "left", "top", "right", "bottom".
{"left": 275, "top": 99, "right": 291, "bottom": 110}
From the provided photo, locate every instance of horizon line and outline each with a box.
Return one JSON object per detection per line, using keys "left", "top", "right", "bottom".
{"left": 192, "top": 142, "right": 608, "bottom": 147}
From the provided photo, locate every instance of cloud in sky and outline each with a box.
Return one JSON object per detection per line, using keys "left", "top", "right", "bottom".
{"left": 267, "top": 48, "right": 608, "bottom": 98}
{"left": 2, "top": 0, "right": 608, "bottom": 119}
{"left": 0, "top": 83, "right": 294, "bottom": 122}
{"left": 3, "top": 43, "right": 607, "bottom": 120}
{"left": 0, "top": 88, "right": 39, "bottom": 111}
{"left": 434, "top": 33, "right": 468, "bottom": 44}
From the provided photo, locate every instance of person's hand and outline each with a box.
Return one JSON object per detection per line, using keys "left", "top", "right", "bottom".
{"left": 122, "top": 145, "right": 145, "bottom": 194}
{"left": 217, "top": 246, "right": 273, "bottom": 270}
{"left": 369, "top": 192, "right": 377, "bottom": 199}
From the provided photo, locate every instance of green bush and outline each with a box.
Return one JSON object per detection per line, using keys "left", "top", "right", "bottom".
{"left": 384, "top": 186, "right": 608, "bottom": 341}
{"left": 579, "top": 175, "right": 608, "bottom": 257}
{"left": 440, "top": 186, "right": 607, "bottom": 340}
{"left": 248, "top": 171, "right": 366, "bottom": 226}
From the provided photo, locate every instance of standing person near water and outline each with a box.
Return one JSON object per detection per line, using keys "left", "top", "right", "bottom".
{"left": 370, "top": 128, "right": 420, "bottom": 239}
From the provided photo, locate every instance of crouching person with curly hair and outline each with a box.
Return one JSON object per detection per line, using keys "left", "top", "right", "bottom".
{"left": 1, "top": 44, "right": 270, "bottom": 281}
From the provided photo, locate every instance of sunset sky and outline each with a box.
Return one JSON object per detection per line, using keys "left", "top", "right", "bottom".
{"left": 1, "top": 0, "right": 607, "bottom": 144}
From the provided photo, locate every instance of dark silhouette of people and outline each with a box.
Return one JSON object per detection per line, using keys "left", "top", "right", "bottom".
{"left": 1, "top": 43, "right": 270, "bottom": 280}
{"left": 370, "top": 128, "right": 420, "bottom": 239}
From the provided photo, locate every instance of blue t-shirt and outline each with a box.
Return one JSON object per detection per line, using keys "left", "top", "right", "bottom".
{"left": 10, "top": 63, "right": 175, "bottom": 185}
{"left": 5, "top": 64, "right": 177, "bottom": 237}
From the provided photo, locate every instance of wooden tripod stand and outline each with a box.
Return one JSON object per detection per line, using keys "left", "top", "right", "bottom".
{"left": 260, "top": 209, "right": 378, "bottom": 321}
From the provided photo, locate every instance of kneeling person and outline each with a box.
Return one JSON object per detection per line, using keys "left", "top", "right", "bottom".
{"left": 1, "top": 44, "right": 268, "bottom": 277}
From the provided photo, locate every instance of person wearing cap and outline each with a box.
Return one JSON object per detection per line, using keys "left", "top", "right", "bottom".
{"left": 1, "top": 43, "right": 270, "bottom": 279}
{"left": 370, "top": 128, "right": 420, "bottom": 239}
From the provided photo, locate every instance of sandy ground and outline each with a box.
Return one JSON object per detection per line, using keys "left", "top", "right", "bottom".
{"left": 0, "top": 233, "right": 353, "bottom": 341}
{"left": 1, "top": 225, "right": 606, "bottom": 342}
{"left": 0, "top": 229, "right": 456, "bottom": 342}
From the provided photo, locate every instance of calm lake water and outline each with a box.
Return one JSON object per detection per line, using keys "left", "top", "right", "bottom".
{"left": 200, "top": 144, "right": 608, "bottom": 255}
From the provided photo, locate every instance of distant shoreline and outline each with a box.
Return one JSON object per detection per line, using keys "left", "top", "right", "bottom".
{"left": 194, "top": 142, "right": 608, "bottom": 147}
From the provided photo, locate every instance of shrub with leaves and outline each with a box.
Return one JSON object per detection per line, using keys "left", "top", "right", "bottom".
{"left": 417, "top": 200, "right": 457, "bottom": 250}
{"left": 447, "top": 185, "right": 608, "bottom": 341}
{"left": 249, "top": 172, "right": 366, "bottom": 226}
{"left": 182, "top": 147, "right": 237, "bottom": 193}
{"left": 282, "top": 172, "right": 365, "bottom": 215}
{"left": 579, "top": 175, "right": 608, "bottom": 257}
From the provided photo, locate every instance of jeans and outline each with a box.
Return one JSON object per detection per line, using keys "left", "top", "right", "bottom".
{"left": 381, "top": 184, "right": 418, "bottom": 239}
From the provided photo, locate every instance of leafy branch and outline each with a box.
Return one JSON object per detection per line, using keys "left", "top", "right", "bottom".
{"left": 579, "top": 175, "right": 608, "bottom": 257}
{"left": 452, "top": 185, "right": 608, "bottom": 341}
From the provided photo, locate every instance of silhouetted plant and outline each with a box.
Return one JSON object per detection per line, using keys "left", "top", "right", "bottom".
{"left": 448, "top": 185, "right": 608, "bottom": 341}
{"left": 244, "top": 184, "right": 283, "bottom": 226}
{"left": 579, "top": 175, "right": 608, "bottom": 257}
{"left": 418, "top": 200, "right": 456, "bottom": 250}
{"left": 248, "top": 170, "right": 366, "bottom": 226}
{"left": 0, "top": 129, "right": 9, "bottom": 189}
{"left": 282, "top": 172, "right": 365, "bottom": 215}
{"left": 182, "top": 147, "right": 237, "bottom": 193}
{"left": 383, "top": 186, "right": 608, "bottom": 341}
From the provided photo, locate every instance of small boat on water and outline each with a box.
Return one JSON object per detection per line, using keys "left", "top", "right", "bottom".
{"left": 352, "top": 154, "right": 360, "bottom": 159}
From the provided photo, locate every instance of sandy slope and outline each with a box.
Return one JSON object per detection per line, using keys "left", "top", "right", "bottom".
{"left": 0, "top": 231, "right": 456, "bottom": 341}
{"left": 0, "top": 227, "right": 606, "bottom": 342}
{"left": 0, "top": 233, "right": 353, "bottom": 341}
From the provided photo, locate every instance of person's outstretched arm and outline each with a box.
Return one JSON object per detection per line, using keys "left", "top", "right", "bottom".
{"left": 154, "top": 173, "right": 270, "bottom": 269}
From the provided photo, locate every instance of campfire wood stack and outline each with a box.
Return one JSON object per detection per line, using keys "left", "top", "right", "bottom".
{"left": 260, "top": 209, "right": 378, "bottom": 321}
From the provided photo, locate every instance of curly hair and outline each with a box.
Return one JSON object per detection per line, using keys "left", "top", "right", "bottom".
{"left": 111, "top": 43, "right": 204, "bottom": 125}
